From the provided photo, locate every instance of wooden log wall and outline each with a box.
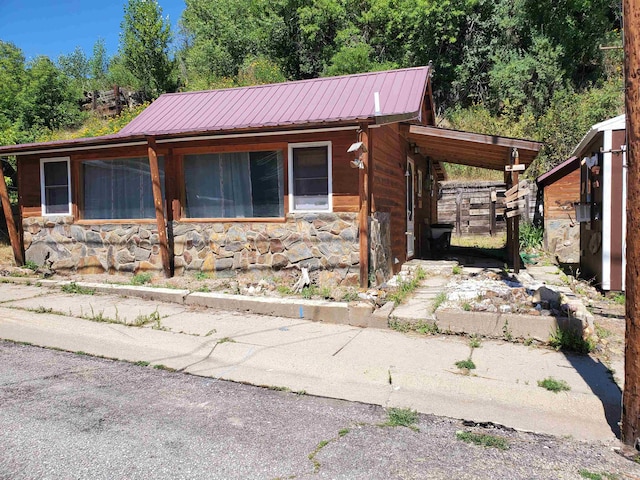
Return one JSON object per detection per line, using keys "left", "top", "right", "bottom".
{"left": 438, "top": 180, "right": 537, "bottom": 236}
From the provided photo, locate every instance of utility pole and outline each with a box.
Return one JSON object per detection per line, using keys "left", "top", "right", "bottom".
{"left": 623, "top": 0, "right": 640, "bottom": 450}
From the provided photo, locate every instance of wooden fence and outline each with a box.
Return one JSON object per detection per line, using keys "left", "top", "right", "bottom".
{"left": 437, "top": 180, "right": 537, "bottom": 236}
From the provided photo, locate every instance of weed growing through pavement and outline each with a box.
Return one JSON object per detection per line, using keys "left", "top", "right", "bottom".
{"left": 388, "top": 319, "right": 439, "bottom": 335}
{"left": 609, "top": 292, "right": 625, "bottom": 305}
{"left": 549, "top": 328, "right": 595, "bottom": 354}
{"left": 432, "top": 292, "right": 447, "bottom": 313}
{"left": 502, "top": 320, "right": 513, "bottom": 341}
{"left": 452, "top": 265, "right": 463, "bottom": 275}
{"left": 134, "top": 361, "right": 150, "bottom": 367}
{"left": 61, "top": 282, "right": 95, "bottom": 295}
{"left": 338, "top": 428, "right": 350, "bottom": 437}
{"left": 308, "top": 439, "right": 330, "bottom": 473}
{"left": 133, "top": 309, "right": 161, "bottom": 327}
{"left": 131, "top": 273, "right": 153, "bottom": 286}
{"left": 455, "top": 359, "right": 476, "bottom": 372}
{"left": 153, "top": 364, "right": 176, "bottom": 372}
{"left": 538, "top": 377, "right": 571, "bottom": 393}
{"left": 382, "top": 407, "right": 420, "bottom": 431}
{"left": 217, "top": 337, "right": 235, "bottom": 344}
{"left": 388, "top": 267, "right": 426, "bottom": 306}
{"left": 469, "top": 335, "right": 481, "bottom": 348}
{"left": 204, "top": 329, "right": 216, "bottom": 337}
{"left": 462, "top": 302, "right": 472, "bottom": 311}
{"left": 455, "top": 430, "right": 509, "bottom": 450}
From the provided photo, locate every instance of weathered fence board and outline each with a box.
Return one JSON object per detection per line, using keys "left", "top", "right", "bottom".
{"left": 437, "top": 180, "right": 536, "bottom": 236}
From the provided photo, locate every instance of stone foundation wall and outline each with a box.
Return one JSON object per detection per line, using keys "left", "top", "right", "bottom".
{"left": 370, "top": 212, "right": 393, "bottom": 285}
{"left": 23, "top": 213, "right": 360, "bottom": 284}
{"left": 172, "top": 213, "right": 360, "bottom": 284}
{"left": 23, "top": 217, "right": 163, "bottom": 274}
{"left": 544, "top": 219, "right": 580, "bottom": 265}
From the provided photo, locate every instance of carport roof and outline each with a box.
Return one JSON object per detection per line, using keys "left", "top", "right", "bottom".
{"left": 407, "top": 125, "right": 543, "bottom": 171}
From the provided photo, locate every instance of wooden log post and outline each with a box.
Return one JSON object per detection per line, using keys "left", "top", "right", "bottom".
{"left": 147, "top": 137, "right": 171, "bottom": 278}
{"left": 505, "top": 169, "right": 513, "bottom": 265}
{"left": 512, "top": 148, "right": 520, "bottom": 273}
{"left": 0, "top": 158, "right": 23, "bottom": 266}
{"left": 490, "top": 187, "right": 497, "bottom": 236}
{"left": 622, "top": 0, "right": 640, "bottom": 450}
{"left": 359, "top": 124, "right": 370, "bottom": 288}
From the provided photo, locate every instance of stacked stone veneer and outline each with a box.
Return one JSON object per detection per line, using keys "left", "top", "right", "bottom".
{"left": 544, "top": 219, "right": 580, "bottom": 265}
{"left": 370, "top": 212, "right": 393, "bottom": 284}
{"left": 172, "top": 213, "right": 359, "bottom": 283}
{"left": 22, "top": 213, "right": 360, "bottom": 283}
{"left": 23, "top": 217, "right": 163, "bottom": 274}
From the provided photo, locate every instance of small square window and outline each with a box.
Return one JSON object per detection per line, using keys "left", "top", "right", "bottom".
{"left": 40, "top": 158, "right": 71, "bottom": 216}
{"left": 289, "top": 142, "right": 332, "bottom": 212}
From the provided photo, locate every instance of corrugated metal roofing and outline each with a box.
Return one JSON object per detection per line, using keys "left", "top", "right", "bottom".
{"left": 119, "top": 66, "right": 430, "bottom": 136}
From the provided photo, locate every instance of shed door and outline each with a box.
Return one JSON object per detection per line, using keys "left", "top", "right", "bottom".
{"left": 406, "top": 158, "right": 415, "bottom": 258}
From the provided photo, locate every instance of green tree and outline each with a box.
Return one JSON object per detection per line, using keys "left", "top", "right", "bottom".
{"left": 120, "top": 0, "right": 175, "bottom": 98}
{"left": 58, "top": 46, "right": 90, "bottom": 93}
{"left": 89, "top": 38, "right": 110, "bottom": 90}
{"left": 0, "top": 41, "right": 26, "bottom": 130}
{"left": 18, "top": 56, "right": 83, "bottom": 135}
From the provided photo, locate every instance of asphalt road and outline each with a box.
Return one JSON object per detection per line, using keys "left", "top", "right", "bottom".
{"left": 1, "top": 341, "right": 638, "bottom": 480}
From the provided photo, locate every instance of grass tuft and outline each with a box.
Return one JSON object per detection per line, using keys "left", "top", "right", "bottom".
{"left": 469, "top": 335, "right": 481, "bottom": 348}
{"left": 431, "top": 292, "right": 447, "bottom": 313}
{"left": 61, "top": 282, "right": 95, "bottom": 295}
{"left": 131, "top": 273, "right": 153, "bottom": 286}
{"left": 388, "top": 267, "right": 426, "bottom": 306}
{"left": 456, "top": 430, "right": 509, "bottom": 450}
{"left": 549, "top": 328, "right": 595, "bottom": 354}
{"left": 538, "top": 377, "right": 571, "bottom": 393}
{"left": 383, "top": 407, "right": 420, "bottom": 431}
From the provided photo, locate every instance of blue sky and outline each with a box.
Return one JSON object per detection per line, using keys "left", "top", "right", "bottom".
{"left": 0, "top": 0, "right": 185, "bottom": 61}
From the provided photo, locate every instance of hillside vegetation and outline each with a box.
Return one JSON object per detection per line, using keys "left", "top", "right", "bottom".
{"left": 0, "top": 0, "right": 624, "bottom": 178}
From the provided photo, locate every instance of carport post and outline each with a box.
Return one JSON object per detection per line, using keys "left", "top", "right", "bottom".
{"left": 512, "top": 149, "right": 520, "bottom": 273}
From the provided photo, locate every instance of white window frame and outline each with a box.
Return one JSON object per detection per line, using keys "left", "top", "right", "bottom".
{"left": 288, "top": 141, "right": 333, "bottom": 213}
{"left": 40, "top": 157, "right": 72, "bottom": 216}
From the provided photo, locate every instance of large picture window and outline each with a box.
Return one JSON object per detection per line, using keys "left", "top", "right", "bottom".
{"left": 82, "top": 157, "right": 164, "bottom": 220}
{"left": 40, "top": 157, "right": 71, "bottom": 215}
{"left": 184, "top": 150, "right": 284, "bottom": 218}
{"left": 289, "top": 142, "right": 332, "bottom": 211}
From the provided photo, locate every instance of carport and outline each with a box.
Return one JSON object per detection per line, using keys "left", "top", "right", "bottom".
{"left": 407, "top": 125, "right": 543, "bottom": 271}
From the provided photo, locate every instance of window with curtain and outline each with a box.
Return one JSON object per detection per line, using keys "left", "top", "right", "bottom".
{"left": 291, "top": 144, "right": 330, "bottom": 211}
{"left": 184, "top": 150, "right": 283, "bottom": 218}
{"left": 82, "top": 157, "right": 164, "bottom": 220}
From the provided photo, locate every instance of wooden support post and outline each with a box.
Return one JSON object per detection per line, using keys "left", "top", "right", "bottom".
{"left": 455, "top": 188, "right": 462, "bottom": 237}
{"left": 505, "top": 169, "right": 513, "bottom": 266}
{"left": 622, "top": 0, "right": 640, "bottom": 450}
{"left": 490, "top": 187, "right": 497, "bottom": 237}
{"left": 147, "top": 137, "right": 171, "bottom": 278}
{"left": 359, "top": 124, "right": 370, "bottom": 288}
{"left": 512, "top": 149, "right": 520, "bottom": 273}
{"left": 0, "top": 159, "right": 23, "bottom": 266}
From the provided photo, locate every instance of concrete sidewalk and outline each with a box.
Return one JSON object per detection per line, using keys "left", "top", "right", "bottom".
{"left": 0, "top": 282, "right": 622, "bottom": 443}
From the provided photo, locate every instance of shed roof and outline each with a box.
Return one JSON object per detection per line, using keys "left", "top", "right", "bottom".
{"left": 571, "top": 113, "right": 626, "bottom": 157}
{"left": 0, "top": 66, "right": 432, "bottom": 156}
{"left": 536, "top": 156, "right": 580, "bottom": 187}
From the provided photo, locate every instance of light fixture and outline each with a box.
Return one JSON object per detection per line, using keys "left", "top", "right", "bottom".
{"left": 347, "top": 141, "right": 367, "bottom": 154}
{"left": 348, "top": 140, "right": 367, "bottom": 169}
{"left": 350, "top": 157, "right": 364, "bottom": 169}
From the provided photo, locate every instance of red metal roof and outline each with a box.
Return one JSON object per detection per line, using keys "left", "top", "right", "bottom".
{"left": 0, "top": 66, "right": 431, "bottom": 156}
{"left": 120, "top": 66, "right": 431, "bottom": 136}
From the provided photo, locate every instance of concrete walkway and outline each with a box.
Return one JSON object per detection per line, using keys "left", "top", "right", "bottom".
{"left": 0, "top": 281, "right": 622, "bottom": 443}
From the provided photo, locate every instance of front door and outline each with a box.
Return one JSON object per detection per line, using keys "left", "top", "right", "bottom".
{"left": 406, "top": 158, "right": 415, "bottom": 258}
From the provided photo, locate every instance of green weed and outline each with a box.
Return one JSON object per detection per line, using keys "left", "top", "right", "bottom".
{"left": 455, "top": 359, "right": 476, "bottom": 371}
{"left": 194, "top": 271, "right": 209, "bottom": 281}
{"left": 469, "top": 335, "right": 481, "bottom": 348}
{"left": 456, "top": 430, "right": 509, "bottom": 450}
{"left": 383, "top": 407, "right": 420, "bottom": 431}
{"left": 217, "top": 337, "right": 235, "bottom": 344}
{"left": 24, "top": 260, "right": 39, "bottom": 271}
{"left": 503, "top": 320, "right": 513, "bottom": 342}
{"left": 594, "top": 323, "right": 612, "bottom": 339}
{"left": 578, "top": 469, "right": 619, "bottom": 480}
{"left": 519, "top": 222, "right": 543, "bottom": 250}
{"left": 538, "top": 377, "right": 571, "bottom": 393}
{"left": 609, "top": 292, "right": 625, "bottom": 305}
{"left": 549, "top": 328, "right": 595, "bottom": 354}
{"left": 133, "top": 309, "right": 161, "bottom": 327}
{"left": 134, "top": 360, "right": 150, "bottom": 367}
{"left": 389, "top": 319, "right": 439, "bottom": 335}
{"left": 341, "top": 290, "right": 359, "bottom": 302}
{"left": 195, "top": 285, "right": 211, "bottom": 293}
{"left": 61, "top": 282, "right": 95, "bottom": 295}
{"left": 153, "top": 364, "right": 176, "bottom": 372}
{"left": 320, "top": 286, "right": 332, "bottom": 299}
{"left": 462, "top": 302, "right": 472, "bottom": 311}
{"left": 452, "top": 265, "right": 463, "bottom": 275}
{"left": 131, "top": 273, "right": 153, "bottom": 286}
{"left": 388, "top": 268, "right": 426, "bottom": 306}
{"left": 431, "top": 292, "right": 447, "bottom": 313}
{"left": 277, "top": 285, "right": 293, "bottom": 295}
{"left": 338, "top": 428, "right": 350, "bottom": 437}
{"left": 301, "top": 285, "right": 318, "bottom": 299}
